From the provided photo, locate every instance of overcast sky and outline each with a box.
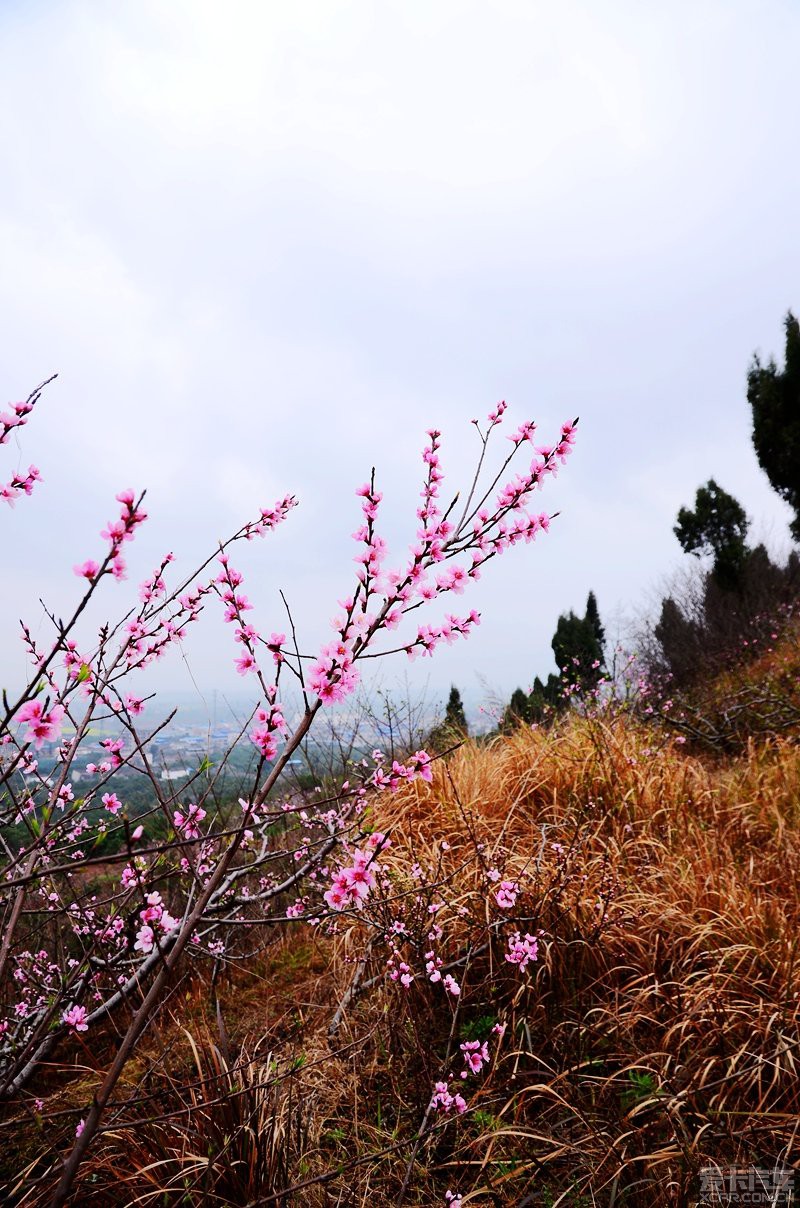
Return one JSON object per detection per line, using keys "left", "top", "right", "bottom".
{"left": 1, "top": 0, "right": 798, "bottom": 718}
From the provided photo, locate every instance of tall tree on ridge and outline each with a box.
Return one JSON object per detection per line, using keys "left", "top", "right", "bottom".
{"left": 748, "top": 311, "right": 800, "bottom": 539}
{"left": 674, "top": 479, "right": 750, "bottom": 591}
{"left": 443, "top": 685, "right": 468, "bottom": 737}
{"left": 551, "top": 592, "right": 606, "bottom": 691}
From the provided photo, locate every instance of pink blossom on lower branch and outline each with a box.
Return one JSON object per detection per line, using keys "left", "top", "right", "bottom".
{"left": 134, "top": 925, "right": 155, "bottom": 954}
{"left": 430, "top": 1080, "right": 467, "bottom": 1114}
{"left": 505, "top": 931, "right": 539, "bottom": 971}
{"left": 368, "top": 750, "right": 432, "bottom": 792}
{"left": 324, "top": 849, "right": 376, "bottom": 910}
{"left": 443, "top": 973, "right": 461, "bottom": 996}
{"left": 494, "top": 879, "right": 519, "bottom": 909}
{"left": 62, "top": 1005, "right": 89, "bottom": 1033}
{"left": 322, "top": 830, "right": 392, "bottom": 911}
{"left": 460, "top": 1039, "right": 490, "bottom": 1076}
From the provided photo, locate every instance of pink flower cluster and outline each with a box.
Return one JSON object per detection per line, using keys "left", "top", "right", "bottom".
{"left": 353, "top": 479, "right": 386, "bottom": 589}
{"left": 62, "top": 1004, "right": 89, "bottom": 1033}
{"left": 418, "top": 426, "right": 447, "bottom": 540}
{"left": 323, "top": 833, "right": 390, "bottom": 911}
{"left": 1, "top": 464, "right": 41, "bottom": 507}
{"left": 216, "top": 554, "right": 289, "bottom": 687}
{"left": 173, "top": 803, "right": 207, "bottom": 840}
{"left": 216, "top": 555, "right": 258, "bottom": 672}
{"left": 16, "top": 699, "right": 65, "bottom": 748}
{"left": 430, "top": 1079, "right": 467, "bottom": 1114}
{"left": 137, "top": 554, "right": 172, "bottom": 604}
{"left": 307, "top": 408, "right": 576, "bottom": 705}
{"left": 249, "top": 688, "right": 288, "bottom": 760}
{"left": 120, "top": 858, "right": 146, "bottom": 891}
{"left": 407, "top": 611, "right": 481, "bottom": 660}
{"left": 0, "top": 396, "right": 35, "bottom": 445}
{"left": 134, "top": 891, "right": 179, "bottom": 954}
{"left": 309, "top": 631, "right": 361, "bottom": 704}
{"left": 86, "top": 737, "right": 124, "bottom": 775}
{"left": 426, "top": 950, "right": 443, "bottom": 982}
{"left": 99, "top": 488, "right": 148, "bottom": 582}
{"left": 494, "top": 879, "right": 519, "bottom": 909}
{"left": 1, "top": 396, "right": 41, "bottom": 505}
{"left": 387, "top": 958, "right": 414, "bottom": 988}
{"left": 460, "top": 1039, "right": 490, "bottom": 1077}
{"left": 120, "top": 579, "right": 209, "bottom": 672}
{"left": 505, "top": 931, "right": 539, "bottom": 972}
{"left": 368, "top": 749, "right": 433, "bottom": 792}
{"left": 242, "top": 494, "right": 297, "bottom": 540}
{"left": 62, "top": 639, "right": 90, "bottom": 682}
{"left": 443, "top": 973, "right": 461, "bottom": 996}
{"left": 419, "top": 949, "right": 458, "bottom": 996}
{"left": 461, "top": 1038, "right": 493, "bottom": 1087}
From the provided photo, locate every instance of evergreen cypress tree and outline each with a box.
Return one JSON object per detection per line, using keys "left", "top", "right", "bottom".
{"left": 501, "top": 592, "right": 605, "bottom": 733}
{"left": 585, "top": 590, "right": 605, "bottom": 650}
{"left": 501, "top": 687, "right": 532, "bottom": 731}
{"left": 654, "top": 596, "right": 701, "bottom": 683}
{"left": 444, "top": 685, "right": 468, "bottom": 736}
{"left": 673, "top": 479, "right": 750, "bottom": 590}
{"left": 748, "top": 312, "right": 800, "bottom": 539}
{"left": 427, "top": 685, "right": 468, "bottom": 752}
{"left": 551, "top": 593, "right": 605, "bottom": 691}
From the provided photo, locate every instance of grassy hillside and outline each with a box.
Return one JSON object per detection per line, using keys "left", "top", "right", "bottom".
{"left": 7, "top": 688, "right": 800, "bottom": 1205}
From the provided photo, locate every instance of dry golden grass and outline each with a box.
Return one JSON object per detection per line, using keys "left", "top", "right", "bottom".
{"left": 7, "top": 704, "right": 800, "bottom": 1206}
{"left": 303, "top": 715, "right": 800, "bottom": 1204}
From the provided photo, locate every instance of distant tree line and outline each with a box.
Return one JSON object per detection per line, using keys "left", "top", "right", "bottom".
{"left": 651, "top": 311, "right": 800, "bottom": 685}
{"left": 499, "top": 590, "right": 607, "bottom": 731}
{"left": 434, "top": 312, "right": 800, "bottom": 737}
